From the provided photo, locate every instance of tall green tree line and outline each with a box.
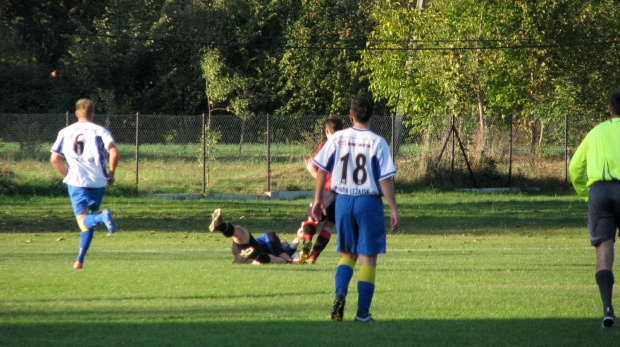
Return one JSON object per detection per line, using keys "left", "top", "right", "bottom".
{"left": 1, "top": 0, "right": 373, "bottom": 116}
{"left": 2, "top": 0, "right": 619, "bottom": 151}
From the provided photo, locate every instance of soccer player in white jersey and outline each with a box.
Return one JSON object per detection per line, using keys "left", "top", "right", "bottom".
{"left": 311, "top": 92, "right": 399, "bottom": 322}
{"left": 50, "top": 99, "right": 119, "bottom": 269}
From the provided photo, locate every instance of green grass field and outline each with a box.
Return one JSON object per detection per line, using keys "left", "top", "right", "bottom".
{"left": 1, "top": 192, "right": 619, "bottom": 346}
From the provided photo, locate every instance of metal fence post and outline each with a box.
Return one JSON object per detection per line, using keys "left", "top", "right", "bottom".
{"left": 391, "top": 113, "right": 395, "bottom": 158}
{"left": 208, "top": 113, "right": 212, "bottom": 189}
{"left": 451, "top": 114, "right": 455, "bottom": 181}
{"left": 564, "top": 114, "right": 569, "bottom": 184}
{"left": 65, "top": 111, "right": 70, "bottom": 126}
{"left": 508, "top": 113, "right": 513, "bottom": 187}
{"left": 135, "top": 112, "right": 140, "bottom": 188}
{"left": 266, "top": 114, "right": 271, "bottom": 192}
{"left": 202, "top": 113, "right": 206, "bottom": 195}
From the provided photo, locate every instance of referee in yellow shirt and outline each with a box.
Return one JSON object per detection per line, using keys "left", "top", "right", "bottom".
{"left": 569, "top": 88, "right": 620, "bottom": 328}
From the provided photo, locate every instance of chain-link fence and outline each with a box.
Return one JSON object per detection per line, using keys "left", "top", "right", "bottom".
{"left": 0, "top": 113, "right": 410, "bottom": 194}
{"left": 425, "top": 114, "right": 577, "bottom": 190}
{"left": 0, "top": 112, "right": 586, "bottom": 194}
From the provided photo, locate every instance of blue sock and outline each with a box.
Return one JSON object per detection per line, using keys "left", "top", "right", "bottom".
{"left": 83, "top": 213, "right": 105, "bottom": 229}
{"left": 76, "top": 228, "right": 94, "bottom": 263}
{"left": 357, "top": 281, "right": 375, "bottom": 318}
{"left": 335, "top": 258, "right": 355, "bottom": 297}
{"left": 356, "top": 265, "right": 376, "bottom": 318}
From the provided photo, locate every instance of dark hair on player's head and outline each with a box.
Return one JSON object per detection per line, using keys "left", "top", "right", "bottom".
{"left": 609, "top": 89, "right": 620, "bottom": 116}
{"left": 325, "top": 115, "right": 344, "bottom": 133}
{"left": 350, "top": 92, "right": 374, "bottom": 123}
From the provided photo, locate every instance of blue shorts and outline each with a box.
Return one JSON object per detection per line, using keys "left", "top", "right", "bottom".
{"left": 335, "top": 194, "right": 386, "bottom": 256}
{"left": 68, "top": 186, "right": 105, "bottom": 216}
{"left": 255, "top": 232, "right": 285, "bottom": 256}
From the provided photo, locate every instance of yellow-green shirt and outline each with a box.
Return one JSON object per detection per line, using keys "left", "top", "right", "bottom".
{"left": 569, "top": 117, "right": 620, "bottom": 201}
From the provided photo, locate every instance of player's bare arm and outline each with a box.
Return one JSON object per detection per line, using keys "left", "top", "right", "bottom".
{"left": 379, "top": 177, "right": 399, "bottom": 232}
{"left": 107, "top": 143, "right": 119, "bottom": 185}
{"left": 311, "top": 169, "right": 328, "bottom": 221}
{"left": 305, "top": 158, "right": 318, "bottom": 178}
{"left": 50, "top": 152, "right": 68, "bottom": 178}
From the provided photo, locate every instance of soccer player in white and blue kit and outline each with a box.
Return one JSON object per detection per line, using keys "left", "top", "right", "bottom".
{"left": 311, "top": 93, "right": 399, "bottom": 322}
{"left": 50, "top": 99, "right": 118, "bottom": 269}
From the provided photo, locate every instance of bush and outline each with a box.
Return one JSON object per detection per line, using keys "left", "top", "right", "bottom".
{"left": 0, "top": 162, "right": 16, "bottom": 194}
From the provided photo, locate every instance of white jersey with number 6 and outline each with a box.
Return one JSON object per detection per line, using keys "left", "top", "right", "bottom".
{"left": 50, "top": 121, "right": 115, "bottom": 188}
{"left": 313, "top": 127, "right": 396, "bottom": 196}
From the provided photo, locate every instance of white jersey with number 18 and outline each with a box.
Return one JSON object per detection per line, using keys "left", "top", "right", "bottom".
{"left": 313, "top": 127, "right": 396, "bottom": 196}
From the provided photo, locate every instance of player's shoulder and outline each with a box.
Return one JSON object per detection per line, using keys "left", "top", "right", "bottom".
{"left": 358, "top": 128, "right": 388, "bottom": 145}
{"left": 88, "top": 121, "right": 109, "bottom": 131}
{"left": 65, "top": 120, "right": 104, "bottom": 131}
{"left": 589, "top": 120, "right": 617, "bottom": 137}
{"left": 595, "top": 118, "right": 620, "bottom": 128}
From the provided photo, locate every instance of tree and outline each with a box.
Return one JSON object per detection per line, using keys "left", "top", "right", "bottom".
{"left": 62, "top": 0, "right": 211, "bottom": 114}
{"left": 201, "top": 48, "right": 255, "bottom": 118}
{"left": 361, "top": 0, "right": 620, "bottom": 155}
{"left": 497, "top": 0, "right": 620, "bottom": 150}
{"left": 0, "top": 0, "right": 105, "bottom": 112}
{"left": 276, "top": 0, "right": 376, "bottom": 117}
{"left": 197, "top": 0, "right": 272, "bottom": 155}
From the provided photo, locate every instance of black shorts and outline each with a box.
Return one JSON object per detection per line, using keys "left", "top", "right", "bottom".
{"left": 231, "top": 234, "right": 271, "bottom": 264}
{"left": 587, "top": 181, "right": 620, "bottom": 246}
{"left": 307, "top": 189, "right": 336, "bottom": 224}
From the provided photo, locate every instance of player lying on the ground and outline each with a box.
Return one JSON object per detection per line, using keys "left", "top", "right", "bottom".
{"left": 209, "top": 208, "right": 301, "bottom": 264}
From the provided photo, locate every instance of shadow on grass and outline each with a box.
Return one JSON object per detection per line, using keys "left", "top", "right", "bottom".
{"left": 1, "top": 192, "right": 587, "bottom": 235}
{"left": 1, "top": 318, "right": 618, "bottom": 346}
{"left": 397, "top": 164, "right": 575, "bottom": 193}
{"left": 405, "top": 198, "right": 585, "bottom": 234}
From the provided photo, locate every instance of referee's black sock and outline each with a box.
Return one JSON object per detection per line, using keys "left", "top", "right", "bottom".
{"left": 595, "top": 269, "right": 615, "bottom": 315}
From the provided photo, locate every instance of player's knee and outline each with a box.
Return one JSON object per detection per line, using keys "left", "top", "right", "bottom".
{"left": 75, "top": 215, "right": 89, "bottom": 231}
{"left": 303, "top": 221, "right": 317, "bottom": 236}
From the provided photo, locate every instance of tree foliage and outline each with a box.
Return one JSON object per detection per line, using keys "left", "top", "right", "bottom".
{"left": 361, "top": 0, "right": 620, "bottom": 147}
{"left": 275, "top": 0, "right": 375, "bottom": 117}
{"left": 61, "top": 0, "right": 212, "bottom": 114}
{"left": 0, "top": 0, "right": 106, "bottom": 112}
{"left": 1, "top": 0, "right": 619, "bottom": 144}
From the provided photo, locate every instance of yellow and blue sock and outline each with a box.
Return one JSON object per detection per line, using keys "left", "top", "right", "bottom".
{"left": 335, "top": 257, "right": 356, "bottom": 297}
{"left": 356, "top": 265, "right": 376, "bottom": 319}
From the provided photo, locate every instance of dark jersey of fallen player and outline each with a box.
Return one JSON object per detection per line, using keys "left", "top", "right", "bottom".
{"left": 231, "top": 232, "right": 288, "bottom": 264}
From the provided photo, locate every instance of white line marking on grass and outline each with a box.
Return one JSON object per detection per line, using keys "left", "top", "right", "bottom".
{"left": 1, "top": 249, "right": 232, "bottom": 255}
{"left": 3, "top": 247, "right": 590, "bottom": 255}
{"left": 3, "top": 247, "right": 591, "bottom": 256}
{"left": 389, "top": 246, "right": 590, "bottom": 252}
